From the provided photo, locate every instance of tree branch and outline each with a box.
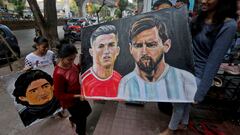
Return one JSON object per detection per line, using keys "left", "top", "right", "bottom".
{"left": 97, "top": 0, "right": 106, "bottom": 23}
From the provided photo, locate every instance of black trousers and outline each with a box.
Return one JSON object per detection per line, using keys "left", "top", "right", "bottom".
{"left": 67, "top": 100, "right": 92, "bottom": 135}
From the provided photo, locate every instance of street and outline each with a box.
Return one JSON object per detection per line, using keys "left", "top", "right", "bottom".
{"left": 12, "top": 26, "right": 64, "bottom": 57}
{"left": 0, "top": 42, "right": 101, "bottom": 135}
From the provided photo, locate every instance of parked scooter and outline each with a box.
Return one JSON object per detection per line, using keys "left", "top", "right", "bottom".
{"left": 64, "top": 29, "right": 81, "bottom": 44}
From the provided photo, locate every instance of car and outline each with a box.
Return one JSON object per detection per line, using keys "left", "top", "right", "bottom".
{"left": 0, "top": 24, "right": 20, "bottom": 63}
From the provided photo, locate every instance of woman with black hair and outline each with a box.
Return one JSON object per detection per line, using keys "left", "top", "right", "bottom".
{"left": 161, "top": 0, "right": 237, "bottom": 134}
{"left": 191, "top": 0, "right": 237, "bottom": 103}
{"left": 24, "top": 36, "right": 55, "bottom": 75}
{"left": 53, "top": 44, "right": 91, "bottom": 135}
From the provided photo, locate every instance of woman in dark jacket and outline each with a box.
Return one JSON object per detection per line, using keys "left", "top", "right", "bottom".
{"left": 161, "top": 0, "right": 237, "bottom": 134}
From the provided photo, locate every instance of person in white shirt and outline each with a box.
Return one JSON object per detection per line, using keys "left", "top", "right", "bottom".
{"left": 24, "top": 36, "right": 55, "bottom": 75}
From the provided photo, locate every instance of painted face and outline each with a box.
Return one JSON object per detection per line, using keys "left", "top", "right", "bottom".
{"left": 36, "top": 43, "right": 49, "bottom": 55}
{"left": 62, "top": 54, "right": 76, "bottom": 66}
{"left": 154, "top": 3, "right": 172, "bottom": 10}
{"left": 20, "top": 79, "right": 53, "bottom": 105}
{"left": 201, "top": 0, "right": 218, "bottom": 12}
{"left": 90, "top": 33, "right": 120, "bottom": 68}
{"left": 130, "top": 27, "right": 170, "bottom": 74}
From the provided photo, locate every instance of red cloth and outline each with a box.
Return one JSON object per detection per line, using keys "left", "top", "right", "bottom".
{"left": 53, "top": 64, "right": 80, "bottom": 108}
{"left": 81, "top": 68, "right": 122, "bottom": 98}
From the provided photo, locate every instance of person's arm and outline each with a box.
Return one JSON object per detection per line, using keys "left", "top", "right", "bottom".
{"left": 23, "top": 57, "right": 33, "bottom": 70}
{"left": 48, "top": 50, "right": 56, "bottom": 66}
{"left": 53, "top": 73, "right": 75, "bottom": 100}
{"left": 194, "top": 21, "right": 237, "bottom": 102}
{"left": 52, "top": 53, "right": 57, "bottom": 66}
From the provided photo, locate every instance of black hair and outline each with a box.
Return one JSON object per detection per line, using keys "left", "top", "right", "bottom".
{"left": 12, "top": 70, "right": 53, "bottom": 106}
{"left": 90, "top": 25, "right": 118, "bottom": 46}
{"left": 152, "top": 0, "right": 172, "bottom": 10}
{"left": 129, "top": 16, "right": 169, "bottom": 44}
{"left": 57, "top": 43, "right": 78, "bottom": 58}
{"left": 32, "top": 36, "right": 48, "bottom": 49}
{"left": 34, "top": 36, "right": 48, "bottom": 45}
{"left": 191, "top": 0, "right": 237, "bottom": 36}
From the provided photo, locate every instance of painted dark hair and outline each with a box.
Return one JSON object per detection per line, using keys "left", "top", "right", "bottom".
{"left": 191, "top": 0, "right": 237, "bottom": 36}
{"left": 129, "top": 16, "right": 169, "bottom": 44}
{"left": 90, "top": 25, "right": 118, "bottom": 46}
{"left": 12, "top": 70, "right": 53, "bottom": 106}
{"left": 57, "top": 43, "right": 78, "bottom": 58}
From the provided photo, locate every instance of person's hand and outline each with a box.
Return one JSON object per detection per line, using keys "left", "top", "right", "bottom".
{"left": 192, "top": 101, "right": 198, "bottom": 105}
{"left": 74, "top": 94, "right": 85, "bottom": 101}
{"left": 73, "top": 94, "right": 81, "bottom": 98}
{"left": 22, "top": 67, "right": 32, "bottom": 71}
{"left": 79, "top": 95, "right": 85, "bottom": 101}
{"left": 237, "top": 10, "right": 240, "bottom": 16}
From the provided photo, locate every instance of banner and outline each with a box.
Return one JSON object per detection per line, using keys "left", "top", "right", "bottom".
{"left": 81, "top": 7, "right": 197, "bottom": 102}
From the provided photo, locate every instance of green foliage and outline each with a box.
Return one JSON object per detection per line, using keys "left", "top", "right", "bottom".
{"left": 92, "top": 3, "right": 110, "bottom": 18}
{"left": 70, "top": 0, "right": 78, "bottom": 14}
{"left": 0, "top": 0, "right": 3, "bottom": 6}
{"left": 100, "top": 6, "right": 110, "bottom": 17}
{"left": 92, "top": 3, "right": 99, "bottom": 14}
{"left": 114, "top": 8, "right": 121, "bottom": 18}
{"left": 11, "top": 0, "right": 26, "bottom": 17}
{"left": 104, "top": 16, "right": 114, "bottom": 22}
{"left": 118, "top": 0, "right": 128, "bottom": 11}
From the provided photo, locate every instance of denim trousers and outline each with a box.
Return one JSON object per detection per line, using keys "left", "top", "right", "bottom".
{"left": 168, "top": 77, "right": 201, "bottom": 130}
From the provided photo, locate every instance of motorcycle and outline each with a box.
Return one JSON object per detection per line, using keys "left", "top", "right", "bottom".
{"left": 63, "top": 25, "right": 82, "bottom": 43}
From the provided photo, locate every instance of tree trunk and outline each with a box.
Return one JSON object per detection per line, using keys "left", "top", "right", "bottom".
{"left": 76, "top": 0, "right": 85, "bottom": 17}
{"left": 96, "top": 0, "right": 105, "bottom": 23}
{"left": 27, "top": 0, "right": 59, "bottom": 48}
{"left": 27, "top": 0, "right": 46, "bottom": 36}
{"left": 44, "top": 0, "right": 59, "bottom": 48}
{"left": 136, "top": 0, "right": 144, "bottom": 14}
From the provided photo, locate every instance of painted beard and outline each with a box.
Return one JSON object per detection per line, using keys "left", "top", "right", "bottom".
{"left": 137, "top": 53, "right": 163, "bottom": 74}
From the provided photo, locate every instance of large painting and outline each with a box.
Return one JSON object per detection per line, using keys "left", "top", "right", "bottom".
{"left": 81, "top": 6, "right": 197, "bottom": 102}
{"left": 0, "top": 70, "right": 61, "bottom": 127}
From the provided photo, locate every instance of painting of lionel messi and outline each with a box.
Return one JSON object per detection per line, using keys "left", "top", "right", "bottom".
{"left": 12, "top": 70, "right": 61, "bottom": 127}
{"left": 80, "top": 6, "right": 197, "bottom": 102}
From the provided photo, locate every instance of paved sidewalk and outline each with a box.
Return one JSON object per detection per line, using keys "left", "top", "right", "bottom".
{"left": 0, "top": 74, "right": 77, "bottom": 135}
{"left": 93, "top": 102, "right": 240, "bottom": 135}
{"left": 0, "top": 43, "right": 103, "bottom": 135}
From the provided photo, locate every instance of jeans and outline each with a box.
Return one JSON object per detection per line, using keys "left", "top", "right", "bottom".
{"left": 168, "top": 103, "right": 191, "bottom": 130}
{"left": 168, "top": 77, "right": 201, "bottom": 130}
